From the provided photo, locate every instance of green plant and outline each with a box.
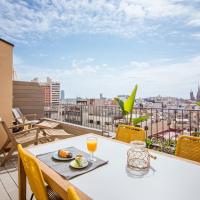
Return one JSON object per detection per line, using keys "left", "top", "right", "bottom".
{"left": 114, "top": 84, "right": 148, "bottom": 125}
{"left": 196, "top": 102, "right": 200, "bottom": 106}
{"left": 114, "top": 85, "right": 138, "bottom": 118}
{"left": 146, "top": 137, "right": 176, "bottom": 154}
{"left": 132, "top": 116, "right": 149, "bottom": 126}
{"left": 145, "top": 138, "right": 153, "bottom": 149}
{"left": 192, "top": 132, "right": 200, "bottom": 137}
{"left": 157, "top": 138, "right": 176, "bottom": 154}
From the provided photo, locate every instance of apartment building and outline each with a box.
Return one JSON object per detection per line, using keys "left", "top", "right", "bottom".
{"left": 51, "top": 82, "right": 60, "bottom": 106}
{"left": 40, "top": 82, "right": 51, "bottom": 107}
{"left": 61, "top": 90, "right": 65, "bottom": 100}
{"left": 32, "top": 77, "right": 60, "bottom": 107}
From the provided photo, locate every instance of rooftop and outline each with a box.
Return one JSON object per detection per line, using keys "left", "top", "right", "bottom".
{"left": 1, "top": 34, "right": 200, "bottom": 200}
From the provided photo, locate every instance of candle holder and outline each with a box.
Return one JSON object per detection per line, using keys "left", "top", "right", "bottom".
{"left": 127, "top": 141, "right": 150, "bottom": 170}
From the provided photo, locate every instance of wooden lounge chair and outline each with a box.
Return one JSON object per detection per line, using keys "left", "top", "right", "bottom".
{"left": 42, "top": 129, "right": 72, "bottom": 141}
{"left": 36, "top": 120, "right": 60, "bottom": 129}
{"left": 0, "top": 119, "right": 44, "bottom": 166}
{"left": 36, "top": 120, "right": 72, "bottom": 141}
{"left": 12, "top": 107, "right": 40, "bottom": 126}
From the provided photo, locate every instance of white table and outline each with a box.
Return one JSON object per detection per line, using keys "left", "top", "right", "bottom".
{"left": 28, "top": 134, "right": 200, "bottom": 200}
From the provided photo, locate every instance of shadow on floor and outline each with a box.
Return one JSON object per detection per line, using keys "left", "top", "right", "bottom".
{"left": 0, "top": 153, "right": 18, "bottom": 173}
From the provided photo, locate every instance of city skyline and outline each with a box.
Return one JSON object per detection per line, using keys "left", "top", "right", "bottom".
{"left": 32, "top": 76, "right": 200, "bottom": 100}
{"left": 1, "top": 0, "right": 200, "bottom": 98}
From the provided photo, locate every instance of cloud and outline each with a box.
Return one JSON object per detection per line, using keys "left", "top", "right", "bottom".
{"left": 0, "top": 0, "right": 199, "bottom": 41}
{"left": 191, "top": 33, "right": 200, "bottom": 39}
{"left": 187, "top": 12, "right": 200, "bottom": 27}
{"left": 14, "top": 54, "right": 200, "bottom": 98}
{"left": 119, "top": 0, "right": 189, "bottom": 19}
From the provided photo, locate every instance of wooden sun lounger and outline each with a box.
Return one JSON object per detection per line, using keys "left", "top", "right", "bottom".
{"left": 36, "top": 120, "right": 72, "bottom": 141}
{"left": 12, "top": 107, "right": 40, "bottom": 127}
{"left": 42, "top": 129, "right": 72, "bottom": 140}
{"left": 0, "top": 120, "right": 46, "bottom": 166}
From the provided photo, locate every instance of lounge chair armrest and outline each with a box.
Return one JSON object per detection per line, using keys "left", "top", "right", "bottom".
{"left": 13, "top": 116, "right": 26, "bottom": 121}
{"left": 13, "top": 116, "right": 25, "bottom": 120}
{"left": 24, "top": 114, "right": 37, "bottom": 119}
{"left": 13, "top": 127, "right": 40, "bottom": 136}
{"left": 13, "top": 116, "right": 27, "bottom": 124}
{"left": 9, "top": 123, "right": 32, "bottom": 129}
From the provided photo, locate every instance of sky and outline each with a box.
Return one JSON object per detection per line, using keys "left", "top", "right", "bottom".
{"left": 0, "top": 0, "right": 200, "bottom": 99}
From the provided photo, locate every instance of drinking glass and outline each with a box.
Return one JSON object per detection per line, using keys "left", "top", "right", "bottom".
{"left": 87, "top": 136, "right": 97, "bottom": 161}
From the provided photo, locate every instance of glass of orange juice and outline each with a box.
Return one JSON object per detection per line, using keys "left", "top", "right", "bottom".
{"left": 87, "top": 136, "right": 97, "bottom": 161}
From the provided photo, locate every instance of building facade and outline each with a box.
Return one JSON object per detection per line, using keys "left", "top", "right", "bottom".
{"left": 61, "top": 90, "right": 65, "bottom": 100}
{"left": 51, "top": 82, "right": 60, "bottom": 106}
{"left": 40, "top": 83, "right": 51, "bottom": 107}
{"left": 0, "top": 38, "right": 14, "bottom": 125}
{"left": 32, "top": 77, "right": 60, "bottom": 108}
{"left": 197, "top": 86, "right": 200, "bottom": 101}
{"left": 190, "top": 90, "right": 195, "bottom": 101}
{"left": 13, "top": 81, "right": 44, "bottom": 118}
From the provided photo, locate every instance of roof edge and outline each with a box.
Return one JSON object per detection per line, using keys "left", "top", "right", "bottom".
{"left": 0, "top": 38, "right": 14, "bottom": 47}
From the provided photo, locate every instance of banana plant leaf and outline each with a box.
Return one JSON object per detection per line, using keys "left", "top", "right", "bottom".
{"left": 124, "top": 84, "right": 138, "bottom": 114}
{"left": 114, "top": 97, "right": 128, "bottom": 115}
{"left": 196, "top": 102, "right": 200, "bottom": 106}
{"left": 132, "top": 116, "right": 148, "bottom": 126}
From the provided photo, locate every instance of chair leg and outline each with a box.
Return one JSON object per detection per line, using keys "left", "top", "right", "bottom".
{"left": 0, "top": 147, "right": 15, "bottom": 167}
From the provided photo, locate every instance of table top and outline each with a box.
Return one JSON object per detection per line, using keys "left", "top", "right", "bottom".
{"left": 28, "top": 134, "right": 200, "bottom": 200}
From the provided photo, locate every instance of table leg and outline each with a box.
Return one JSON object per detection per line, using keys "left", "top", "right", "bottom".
{"left": 18, "top": 155, "right": 26, "bottom": 200}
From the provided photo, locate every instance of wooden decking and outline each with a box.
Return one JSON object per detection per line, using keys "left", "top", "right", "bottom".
{"left": 0, "top": 153, "right": 34, "bottom": 200}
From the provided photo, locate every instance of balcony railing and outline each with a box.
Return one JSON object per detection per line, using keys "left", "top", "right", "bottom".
{"left": 44, "top": 104, "right": 200, "bottom": 139}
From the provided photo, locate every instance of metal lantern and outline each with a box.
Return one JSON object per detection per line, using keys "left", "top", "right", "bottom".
{"left": 127, "top": 141, "right": 150, "bottom": 170}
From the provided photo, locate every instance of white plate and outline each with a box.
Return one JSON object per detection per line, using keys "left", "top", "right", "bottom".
{"left": 70, "top": 159, "right": 89, "bottom": 169}
{"left": 52, "top": 151, "right": 74, "bottom": 161}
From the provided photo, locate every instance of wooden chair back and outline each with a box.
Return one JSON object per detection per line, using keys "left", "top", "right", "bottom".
{"left": 0, "top": 119, "right": 13, "bottom": 151}
{"left": 12, "top": 107, "right": 26, "bottom": 124}
{"left": 116, "top": 125, "right": 146, "bottom": 143}
{"left": 0, "top": 119, "right": 41, "bottom": 166}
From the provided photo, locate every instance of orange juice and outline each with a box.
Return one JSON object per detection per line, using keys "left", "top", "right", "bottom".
{"left": 87, "top": 140, "right": 97, "bottom": 153}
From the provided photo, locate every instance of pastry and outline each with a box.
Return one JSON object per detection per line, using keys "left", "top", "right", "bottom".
{"left": 58, "top": 149, "right": 72, "bottom": 158}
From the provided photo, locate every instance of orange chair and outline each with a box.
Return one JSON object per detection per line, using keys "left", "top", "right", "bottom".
{"left": 175, "top": 135, "right": 200, "bottom": 163}
{"left": 115, "top": 125, "right": 146, "bottom": 143}
{"left": 17, "top": 144, "right": 80, "bottom": 200}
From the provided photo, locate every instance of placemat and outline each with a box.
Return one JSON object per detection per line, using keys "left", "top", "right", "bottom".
{"left": 37, "top": 147, "right": 108, "bottom": 180}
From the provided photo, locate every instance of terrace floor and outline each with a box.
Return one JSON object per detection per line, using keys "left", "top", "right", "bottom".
{"left": 0, "top": 153, "right": 35, "bottom": 200}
